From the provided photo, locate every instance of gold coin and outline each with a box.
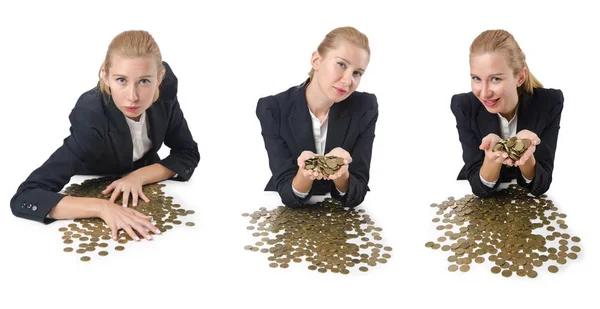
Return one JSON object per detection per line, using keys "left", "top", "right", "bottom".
{"left": 115, "top": 246, "right": 125, "bottom": 251}
{"left": 308, "top": 265, "right": 317, "bottom": 271}
{"left": 459, "top": 265, "right": 470, "bottom": 272}
{"left": 185, "top": 222, "right": 195, "bottom": 227}
{"left": 571, "top": 236, "right": 581, "bottom": 242}
{"left": 448, "top": 265, "right": 458, "bottom": 272}
{"left": 80, "top": 256, "right": 91, "bottom": 262}
{"left": 63, "top": 247, "right": 73, "bottom": 253}
{"left": 527, "top": 270, "right": 538, "bottom": 278}
{"left": 548, "top": 265, "right": 559, "bottom": 273}
{"left": 567, "top": 253, "right": 578, "bottom": 260}
{"left": 359, "top": 266, "right": 368, "bottom": 272}
{"left": 501, "top": 270, "right": 512, "bottom": 277}
{"left": 571, "top": 246, "right": 581, "bottom": 252}
{"left": 98, "top": 251, "right": 109, "bottom": 256}
{"left": 269, "top": 263, "right": 278, "bottom": 268}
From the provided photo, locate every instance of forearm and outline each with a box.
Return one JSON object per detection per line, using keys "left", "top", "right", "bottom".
{"left": 479, "top": 157, "right": 502, "bottom": 183}
{"left": 292, "top": 169, "right": 314, "bottom": 193}
{"left": 519, "top": 154, "right": 536, "bottom": 180}
{"left": 132, "top": 163, "right": 176, "bottom": 185}
{"left": 332, "top": 171, "right": 350, "bottom": 193}
{"left": 48, "top": 196, "right": 106, "bottom": 220}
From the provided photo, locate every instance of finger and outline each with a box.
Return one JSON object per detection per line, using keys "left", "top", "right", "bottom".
{"left": 502, "top": 158, "right": 514, "bottom": 166}
{"left": 139, "top": 191, "right": 150, "bottom": 204}
{"left": 103, "top": 182, "right": 116, "bottom": 195}
{"left": 133, "top": 215, "right": 160, "bottom": 236}
{"left": 479, "top": 137, "right": 491, "bottom": 150}
{"left": 130, "top": 218, "right": 152, "bottom": 240}
{"left": 121, "top": 221, "right": 141, "bottom": 241}
{"left": 309, "top": 175, "right": 316, "bottom": 180}
{"left": 132, "top": 191, "right": 139, "bottom": 207}
{"left": 110, "top": 224, "right": 118, "bottom": 241}
{"left": 109, "top": 184, "right": 122, "bottom": 204}
{"left": 122, "top": 187, "right": 131, "bottom": 207}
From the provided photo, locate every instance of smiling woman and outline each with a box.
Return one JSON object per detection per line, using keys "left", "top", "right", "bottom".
{"left": 451, "top": 29, "right": 564, "bottom": 198}
{"left": 256, "top": 26, "right": 378, "bottom": 208}
{"left": 9, "top": 30, "right": 200, "bottom": 241}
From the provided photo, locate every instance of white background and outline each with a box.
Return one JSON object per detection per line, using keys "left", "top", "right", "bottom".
{"left": 0, "top": 0, "right": 598, "bottom": 308}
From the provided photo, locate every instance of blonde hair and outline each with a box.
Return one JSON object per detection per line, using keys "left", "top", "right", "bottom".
{"left": 308, "top": 26, "right": 370, "bottom": 80}
{"left": 98, "top": 30, "right": 164, "bottom": 102}
{"left": 470, "top": 29, "right": 542, "bottom": 95}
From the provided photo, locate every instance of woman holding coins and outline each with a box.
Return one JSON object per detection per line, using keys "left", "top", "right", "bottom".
{"left": 451, "top": 29, "right": 563, "bottom": 198}
{"left": 256, "top": 26, "right": 378, "bottom": 208}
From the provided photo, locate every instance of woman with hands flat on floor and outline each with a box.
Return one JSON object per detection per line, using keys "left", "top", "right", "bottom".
{"left": 257, "top": 26, "right": 378, "bottom": 208}
{"left": 451, "top": 29, "right": 563, "bottom": 198}
{"left": 10, "top": 30, "right": 200, "bottom": 241}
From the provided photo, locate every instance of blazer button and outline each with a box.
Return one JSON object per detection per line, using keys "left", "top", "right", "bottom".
{"left": 32, "top": 206, "right": 38, "bottom": 211}
{"left": 27, "top": 204, "right": 32, "bottom": 209}
{"left": 22, "top": 202, "right": 27, "bottom": 208}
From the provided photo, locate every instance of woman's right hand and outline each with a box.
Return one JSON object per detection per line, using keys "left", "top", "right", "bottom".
{"left": 296, "top": 150, "right": 324, "bottom": 180}
{"left": 479, "top": 133, "right": 514, "bottom": 166}
{"left": 97, "top": 199, "right": 161, "bottom": 241}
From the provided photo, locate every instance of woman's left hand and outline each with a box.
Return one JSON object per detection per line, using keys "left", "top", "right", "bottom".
{"left": 514, "top": 129, "right": 541, "bottom": 166}
{"left": 102, "top": 173, "right": 150, "bottom": 207}
{"left": 324, "top": 147, "right": 352, "bottom": 180}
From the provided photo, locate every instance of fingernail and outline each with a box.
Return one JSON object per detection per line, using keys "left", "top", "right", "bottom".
{"left": 146, "top": 235, "right": 152, "bottom": 240}
{"left": 135, "top": 237, "right": 140, "bottom": 241}
{"left": 155, "top": 230, "right": 161, "bottom": 234}
{"left": 133, "top": 203, "right": 137, "bottom": 207}
{"left": 113, "top": 237, "right": 117, "bottom": 241}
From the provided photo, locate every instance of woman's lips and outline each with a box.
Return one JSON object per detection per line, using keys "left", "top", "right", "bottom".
{"left": 482, "top": 98, "right": 499, "bottom": 107}
{"left": 125, "top": 106, "right": 139, "bottom": 112}
{"left": 334, "top": 87, "right": 348, "bottom": 95}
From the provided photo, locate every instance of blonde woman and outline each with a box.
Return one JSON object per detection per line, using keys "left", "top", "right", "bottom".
{"left": 257, "top": 26, "right": 378, "bottom": 208}
{"left": 452, "top": 29, "right": 563, "bottom": 198}
{"left": 10, "top": 30, "right": 199, "bottom": 241}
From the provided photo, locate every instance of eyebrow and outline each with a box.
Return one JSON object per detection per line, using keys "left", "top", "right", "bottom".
{"left": 470, "top": 73, "right": 507, "bottom": 77}
{"left": 336, "top": 57, "right": 365, "bottom": 73}
{"left": 112, "top": 74, "right": 154, "bottom": 79}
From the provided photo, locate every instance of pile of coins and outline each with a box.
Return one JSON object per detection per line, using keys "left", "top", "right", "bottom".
{"left": 60, "top": 177, "right": 195, "bottom": 262}
{"left": 304, "top": 156, "right": 345, "bottom": 176}
{"left": 242, "top": 198, "right": 392, "bottom": 274}
{"left": 425, "top": 184, "right": 581, "bottom": 278}
{"left": 493, "top": 137, "right": 531, "bottom": 161}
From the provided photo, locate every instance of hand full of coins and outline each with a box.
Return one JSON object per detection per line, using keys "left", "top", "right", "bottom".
{"left": 493, "top": 136, "right": 531, "bottom": 161}
{"left": 304, "top": 156, "right": 345, "bottom": 176}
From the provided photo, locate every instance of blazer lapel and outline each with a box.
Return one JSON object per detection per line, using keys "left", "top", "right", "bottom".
{"left": 103, "top": 93, "right": 133, "bottom": 172}
{"left": 146, "top": 104, "right": 165, "bottom": 155}
{"left": 289, "top": 82, "right": 317, "bottom": 153}
{"left": 325, "top": 99, "right": 351, "bottom": 154}
{"left": 477, "top": 105, "right": 501, "bottom": 138}
{"left": 516, "top": 92, "right": 537, "bottom": 133}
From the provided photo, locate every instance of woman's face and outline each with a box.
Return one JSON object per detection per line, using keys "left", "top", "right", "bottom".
{"left": 103, "top": 55, "right": 164, "bottom": 121}
{"left": 311, "top": 40, "right": 370, "bottom": 103}
{"left": 470, "top": 52, "right": 526, "bottom": 119}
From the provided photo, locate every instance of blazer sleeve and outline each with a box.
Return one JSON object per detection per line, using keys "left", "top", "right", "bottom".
{"left": 331, "top": 94, "right": 379, "bottom": 207}
{"left": 517, "top": 90, "right": 564, "bottom": 196}
{"left": 256, "top": 97, "right": 307, "bottom": 208}
{"left": 158, "top": 97, "right": 200, "bottom": 181}
{"left": 9, "top": 105, "right": 105, "bottom": 223}
{"left": 451, "top": 94, "right": 499, "bottom": 198}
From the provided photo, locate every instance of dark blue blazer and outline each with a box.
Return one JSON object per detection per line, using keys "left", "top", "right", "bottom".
{"left": 256, "top": 80, "right": 378, "bottom": 208}
{"left": 10, "top": 62, "right": 200, "bottom": 223}
{"left": 451, "top": 88, "right": 564, "bottom": 198}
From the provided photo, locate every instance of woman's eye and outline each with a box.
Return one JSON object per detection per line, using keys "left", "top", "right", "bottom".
{"left": 337, "top": 62, "right": 346, "bottom": 69}
{"left": 492, "top": 77, "right": 501, "bottom": 82}
{"left": 140, "top": 79, "right": 151, "bottom": 84}
{"left": 353, "top": 71, "right": 363, "bottom": 77}
{"left": 116, "top": 77, "right": 126, "bottom": 84}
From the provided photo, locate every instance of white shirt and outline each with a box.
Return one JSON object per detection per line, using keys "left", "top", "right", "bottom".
{"left": 124, "top": 112, "right": 152, "bottom": 162}
{"left": 480, "top": 112, "right": 532, "bottom": 188}
{"left": 292, "top": 108, "right": 346, "bottom": 198}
